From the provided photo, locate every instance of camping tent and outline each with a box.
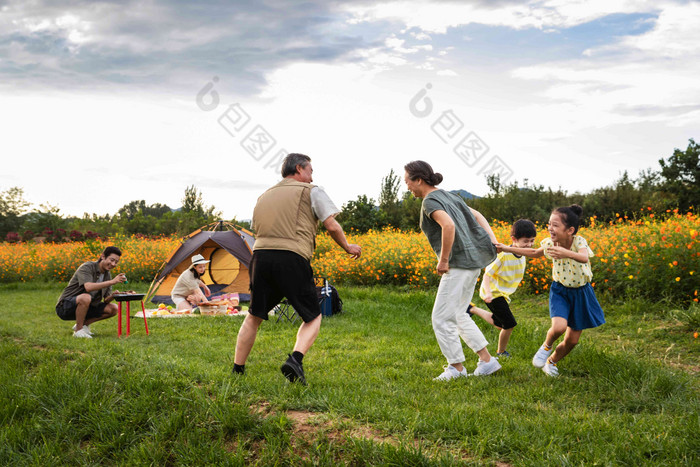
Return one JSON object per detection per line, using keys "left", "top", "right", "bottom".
{"left": 146, "top": 221, "right": 255, "bottom": 305}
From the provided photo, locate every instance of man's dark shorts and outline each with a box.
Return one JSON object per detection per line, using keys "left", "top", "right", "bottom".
{"left": 55, "top": 296, "right": 108, "bottom": 321}
{"left": 484, "top": 296, "right": 517, "bottom": 329}
{"left": 249, "top": 250, "right": 321, "bottom": 323}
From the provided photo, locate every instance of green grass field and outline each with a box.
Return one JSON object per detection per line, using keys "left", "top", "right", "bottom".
{"left": 1, "top": 282, "right": 698, "bottom": 466}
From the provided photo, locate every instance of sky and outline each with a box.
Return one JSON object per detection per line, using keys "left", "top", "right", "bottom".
{"left": 1, "top": 0, "right": 698, "bottom": 221}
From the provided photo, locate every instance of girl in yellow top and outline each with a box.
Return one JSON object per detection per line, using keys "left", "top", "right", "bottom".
{"left": 497, "top": 205, "right": 605, "bottom": 377}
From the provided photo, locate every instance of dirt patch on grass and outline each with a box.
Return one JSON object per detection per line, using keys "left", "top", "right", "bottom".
{"left": 222, "top": 439, "right": 239, "bottom": 453}
{"left": 284, "top": 410, "right": 322, "bottom": 437}
{"left": 252, "top": 400, "right": 271, "bottom": 415}
{"left": 284, "top": 409, "right": 405, "bottom": 449}
{"left": 600, "top": 318, "right": 699, "bottom": 377}
{"left": 9, "top": 336, "right": 85, "bottom": 358}
{"left": 12, "top": 337, "right": 48, "bottom": 351}
{"left": 649, "top": 329, "right": 700, "bottom": 376}
{"left": 661, "top": 355, "right": 700, "bottom": 376}
{"left": 15, "top": 336, "right": 84, "bottom": 353}
{"left": 249, "top": 401, "right": 511, "bottom": 465}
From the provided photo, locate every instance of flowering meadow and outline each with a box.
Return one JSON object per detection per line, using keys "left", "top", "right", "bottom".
{"left": 0, "top": 235, "right": 179, "bottom": 284}
{"left": 313, "top": 210, "right": 699, "bottom": 304}
{"left": 0, "top": 211, "right": 697, "bottom": 303}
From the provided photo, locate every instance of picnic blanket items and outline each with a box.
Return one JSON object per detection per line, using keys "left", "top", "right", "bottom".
{"left": 136, "top": 299, "right": 249, "bottom": 318}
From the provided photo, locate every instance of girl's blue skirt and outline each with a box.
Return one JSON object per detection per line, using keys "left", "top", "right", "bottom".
{"left": 549, "top": 281, "right": 605, "bottom": 330}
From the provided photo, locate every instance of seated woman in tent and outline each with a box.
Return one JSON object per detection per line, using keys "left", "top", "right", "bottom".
{"left": 171, "top": 254, "right": 212, "bottom": 310}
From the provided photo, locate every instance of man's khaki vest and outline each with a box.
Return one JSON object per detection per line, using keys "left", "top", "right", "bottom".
{"left": 252, "top": 178, "right": 318, "bottom": 261}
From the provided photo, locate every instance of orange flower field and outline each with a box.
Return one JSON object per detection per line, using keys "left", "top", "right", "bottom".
{"left": 0, "top": 235, "right": 180, "bottom": 284}
{"left": 313, "top": 210, "right": 699, "bottom": 304}
{"left": 1, "top": 211, "right": 698, "bottom": 303}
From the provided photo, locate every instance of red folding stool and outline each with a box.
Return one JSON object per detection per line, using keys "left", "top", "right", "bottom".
{"left": 114, "top": 293, "right": 150, "bottom": 337}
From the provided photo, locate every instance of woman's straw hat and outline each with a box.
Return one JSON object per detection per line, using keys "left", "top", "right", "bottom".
{"left": 191, "top": 254, "right": 210, "bottom": 266}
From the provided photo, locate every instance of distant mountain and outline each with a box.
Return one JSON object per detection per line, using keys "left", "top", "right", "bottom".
{"left": 451, "top": 189, "right": 480, "bottom": 200}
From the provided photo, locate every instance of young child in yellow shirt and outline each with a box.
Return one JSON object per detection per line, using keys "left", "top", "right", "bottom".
{"left": 468, "top": 219, "right": 537, "bottom": 357}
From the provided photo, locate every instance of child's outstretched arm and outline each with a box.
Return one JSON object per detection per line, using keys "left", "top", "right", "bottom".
{"left": 547, "top": 244, "right": 589, "bottom": 263}
{"left": 496, "top": 243, "right": 544, "bottom": 258}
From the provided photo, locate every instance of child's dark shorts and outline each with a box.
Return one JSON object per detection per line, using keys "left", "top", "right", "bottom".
{"left": 484, "top": 296, "right": 517, "bottom": 329}
{"left": 56, "top": 296, "right": 108, "bottom": 321}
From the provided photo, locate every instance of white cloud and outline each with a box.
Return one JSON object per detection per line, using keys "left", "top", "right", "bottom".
{"left": 10, "top": 12, "right": 92, "bottom": 52}
{"left": 411, "top": 31, "right": 431, "bottom": 40}
{"left": 351, "top": 34, "right": 435, "bottom": 73}
{"left": 437, "top": 69, "right": 458, "bottom": 76}
{"left": 383, "top": 35, "right": 433, "bottom": 55}
{"left": 385, "top": 36, "right": 405, "bottom": 49}
{"left": 354, "top": 47, "right": 409, "bottom": 67}
{"left": 511, "top": 2, "right": 700, "bottom": 130}
{"left": 619, "top": 2, "right": 700, "bottom": 57}
{"left": 343, "top": 0, "right": 662, "bottom": 33}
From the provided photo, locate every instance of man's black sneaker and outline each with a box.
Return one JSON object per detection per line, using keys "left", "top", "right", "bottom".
{"left": 281, "top": 354, "right": 307, "bottom": 385}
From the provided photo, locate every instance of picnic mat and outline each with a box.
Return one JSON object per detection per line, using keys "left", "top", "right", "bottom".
{"left": 135, "top": 308, "right": 248, "bottom": 318}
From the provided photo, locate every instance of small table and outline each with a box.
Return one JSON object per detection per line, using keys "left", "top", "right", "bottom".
{"left": 113, "top": 293, "right": 149, "bottom": 337}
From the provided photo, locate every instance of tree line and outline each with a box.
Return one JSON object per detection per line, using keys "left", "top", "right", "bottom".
{"left": 0, "top": 185, "right": 232, "bottom": 242}
{"left": 337, "top": 138, "right": 698, "bottom": 232}
{"left": 1, "top": 139, "right": 697, "bottom": 241}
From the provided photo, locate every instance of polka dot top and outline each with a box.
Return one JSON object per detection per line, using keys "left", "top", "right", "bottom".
{"left": 541, "top": 235, "right": 594, "bottom": 288}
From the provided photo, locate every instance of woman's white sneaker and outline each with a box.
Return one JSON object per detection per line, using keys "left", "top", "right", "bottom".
{"left": 473, "top": 358, "right": 501, "bottom": 376}
{"left": 433, "top": 365, "right": 468, "bottom": 381}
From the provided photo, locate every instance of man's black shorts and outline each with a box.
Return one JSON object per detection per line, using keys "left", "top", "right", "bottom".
{"left": 56, "top": 296, "right": 108, "bottom": 321}
{"left": 249, "top": 250, "right": 321, "bottom": 323}
{"left": 485, "top": 296, "right": 517, "bottom": 329}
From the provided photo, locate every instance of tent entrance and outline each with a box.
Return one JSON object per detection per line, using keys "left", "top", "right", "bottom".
{"left": 204, "top": 247, "right": 241, "bottom": 285}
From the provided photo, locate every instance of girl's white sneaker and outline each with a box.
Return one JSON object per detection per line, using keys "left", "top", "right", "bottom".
{"left": 532, "top": 345, "right": 553, "bottom": 368}
{"left": 542, "top": 361, "right": 559, "bottom": 377}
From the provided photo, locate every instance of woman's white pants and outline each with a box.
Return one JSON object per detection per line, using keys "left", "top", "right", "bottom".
{"left": 432, "top": 267, "right": 489, "bottom": 364}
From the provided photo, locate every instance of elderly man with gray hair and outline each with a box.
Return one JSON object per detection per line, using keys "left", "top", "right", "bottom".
{"left": 233, "top": 153, "right": 361, "bottom": 384}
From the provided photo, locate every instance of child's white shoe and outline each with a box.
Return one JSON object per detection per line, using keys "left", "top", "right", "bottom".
{"left": 542, "top": 359, "right": 559, "bottom": 377}
{"left": 532, "top": 344, "right": 553, "bottom": 368}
